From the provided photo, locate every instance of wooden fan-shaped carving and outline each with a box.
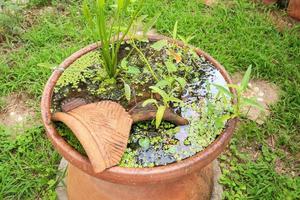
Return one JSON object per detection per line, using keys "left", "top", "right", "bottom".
{"left": 52, "top": 101, "right": 133, "bottom": 173}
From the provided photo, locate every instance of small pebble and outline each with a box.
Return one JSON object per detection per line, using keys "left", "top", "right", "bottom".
{"left": 253, "top": 87, "right": 260, "bottom": 92}
{"left": 258, "top": 92, "right": 264, "bottom": 97}
{"left": 9, "top": 112, "right": 16, "bottom": 116}
{"left": 257, "top": 97, "right": 264, "bottom": 102}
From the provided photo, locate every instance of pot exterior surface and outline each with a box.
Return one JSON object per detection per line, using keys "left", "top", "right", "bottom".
{"left": 67, "top": 164, "right": 214, "bottom": 200}
{"left": 288, "top": 0, "right": 300, "bottom": 20}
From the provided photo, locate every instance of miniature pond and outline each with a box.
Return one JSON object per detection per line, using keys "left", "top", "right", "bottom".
{"left": 52, "top": 40, "right": 232, "bottom": 168}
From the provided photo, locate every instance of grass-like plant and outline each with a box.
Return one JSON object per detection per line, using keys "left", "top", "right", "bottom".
{"left": 143, "top": 86, "right": 183, "bottom": 129}
{"left": 82, "top": 0, "right": 144, "bottom": 78}
{"left": 213, "top": 66, "right": 264, "bottom": 122}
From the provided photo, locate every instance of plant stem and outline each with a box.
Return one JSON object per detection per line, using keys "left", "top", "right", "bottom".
{"left": 131, "top": 40, "right": 159, "bottom": 82}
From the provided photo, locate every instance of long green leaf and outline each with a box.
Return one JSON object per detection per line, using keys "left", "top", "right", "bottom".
{"left": 98, "top": 0, "right": 105, "bottom": 8}
{"left": 156, "top": 106, "right": 166, "bottom": 128}
{"left": 143, "top": 13, "right": 161, "bottom": 35}
{"left": 168, "top": 96, "right": 183, "bottom": 104}
{"left": 82, "top": 0, "right": 93, "bottom": 29}
{"left": 213, "top": 84, "right": 233, "bottom": 98}
{"left": 242, "top": 97, "right": 264, "bottom": 111}
{"left": 149, "top": 86, "right": 169, "bottom": 101}
{"left": 241, "top": 65, "right": 252, "bottom": 91}
{"left": 172, "top": 21, "right": 178, "bottom": 39}
{"left": 142, "top": 98, "right": 158, "bottom": 107}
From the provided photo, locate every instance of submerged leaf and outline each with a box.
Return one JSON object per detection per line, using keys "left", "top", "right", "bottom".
{"left": 127, "top": 66, "right": 141, "bottom": 74}
{"left": 165, "top": 60, "right": 177, "bottom": 73}
{"left": 123, "top": 82, "right": 131, "bottom": 102}
{"left": 121, "top": 58, "right": 128, "bottom": 69}
{"left": 138, "top": 137, "right": 150, "bottom": 150}
{"left": 155, "top": 79, "right": 172, "bottom": 89}
{"left": 151, "top": 40, "right": 168, "bottom": 51}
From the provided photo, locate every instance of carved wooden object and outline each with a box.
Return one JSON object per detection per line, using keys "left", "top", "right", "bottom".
{"left": 52, "top": 101, "right": 133, "bottom": 173}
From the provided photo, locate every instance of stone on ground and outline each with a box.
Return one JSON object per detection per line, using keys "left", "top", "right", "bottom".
{"left": 0, "top": 93, "right": 36, "bottom": 131}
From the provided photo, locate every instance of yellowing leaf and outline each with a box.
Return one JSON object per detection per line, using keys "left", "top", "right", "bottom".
{"left": 167, "top": 50, "right": 182, "bottom": 63}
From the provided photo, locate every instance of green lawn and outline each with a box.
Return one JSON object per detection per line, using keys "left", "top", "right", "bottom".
{"left": 0, "top": 0, "right": 299, "bottom": 199}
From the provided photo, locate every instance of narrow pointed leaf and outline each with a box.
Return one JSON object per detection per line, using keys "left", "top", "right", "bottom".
{"left": 213, "top": 84, "right": 233, "bottom": 98}
{"left": 82, "top": 0, "right": 94, "bottom": 29}
{"left": 156, "top": 106, "right": 166, "bottom": 128}
{"left": 142, "top": 98, "right": 158, "bottom": 107}
{"left": 143, "top": 13, "right": 161, "bottom": 35}
{"left": 172, "top": 21, "right": 178, "bottom": 39}
{"left": 241, "top": 65, "right": 252, "bottom": 91}
{"left": 242, "top": 97, "right": 264, "bottom": 111}
{"left": 149, "top": 86, "right": 169, "bottom": 100}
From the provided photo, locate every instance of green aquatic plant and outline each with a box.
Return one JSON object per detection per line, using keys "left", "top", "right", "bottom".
{"left": 55, "top": 51, "right": 102, "bottom": 90}
{"left": 213, "top": 65, "right": 264, "bottom": 119}
{"left": 82, "top": 0, "right": 144, "bottom": 78}
{"left": 143, "top": 86, "right": 182, "bottom": 129}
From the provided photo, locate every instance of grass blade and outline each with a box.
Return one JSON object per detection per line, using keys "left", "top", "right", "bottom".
{"left": 241, "top": 65, "right": 252, "bottom": 91}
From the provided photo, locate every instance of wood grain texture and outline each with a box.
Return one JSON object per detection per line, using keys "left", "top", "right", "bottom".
{"left": 52, "top": 101, "right": 133, "bottom": 173}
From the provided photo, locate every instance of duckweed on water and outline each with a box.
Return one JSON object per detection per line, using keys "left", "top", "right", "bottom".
{"left": 55, "top": 51, "right": 102, "bottom": 90}
{"left": 119, "top": 97, "right": 232, "bottom": 168}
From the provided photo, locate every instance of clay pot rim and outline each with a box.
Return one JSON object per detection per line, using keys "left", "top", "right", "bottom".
{"left": 41, "top": 33, "right": 237, "bottom": 185}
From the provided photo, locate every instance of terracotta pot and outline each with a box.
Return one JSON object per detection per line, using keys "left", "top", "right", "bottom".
{"left": 288, "top": 0, "right": 300, "bottom": 20}
{"left": 41, "top": 34, "right": 238, "bottom": 200}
